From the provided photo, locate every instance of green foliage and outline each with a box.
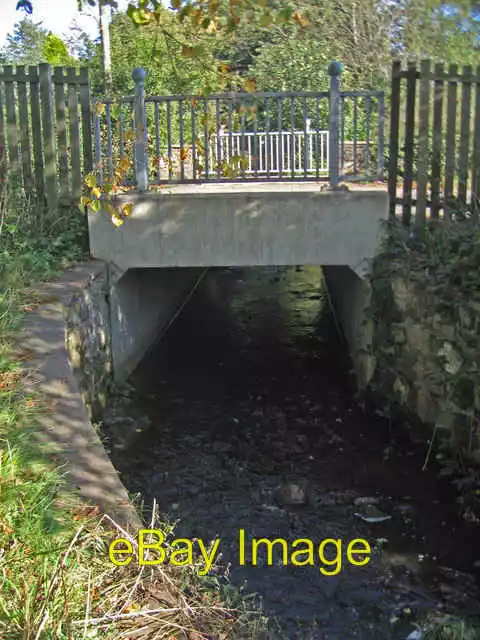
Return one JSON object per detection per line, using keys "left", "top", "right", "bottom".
{"left": 42, "top": 33, "right": 75, "bottom": 65}
{"left": 0, "top": 17, "right": 75, "bottom": 66}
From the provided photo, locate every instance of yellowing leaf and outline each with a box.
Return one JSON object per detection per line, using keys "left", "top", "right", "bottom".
{"left": 84, "top": 172, "right": 97, "bottom": 188}
{"left": 80, "top": 196, "right": 90, "bottom": 207}
{"left": 91, "top": 187, "right": 102, "bottom": 199}
{"left": 118, "top": 157, "right": 131, "bottom": 172}
{"left": 171, "top": 0, "right": 181, "bottom": 8}
{"left": 95, "top": 102, "right": 105, "bottom": 116}
{"left": 122, "top": 202, "right": 133, "bottom": 217}
{"left": 244, "top": 78, "right": 256, "bottom": 92}
{"left": 292, "top": 11, "right": 309, "bottom": 27}
{"left": 89, "top": 199, "right": 101, "bottom": 213}
{"left": 111, "top": 213, "right": 124, "bottom": 227}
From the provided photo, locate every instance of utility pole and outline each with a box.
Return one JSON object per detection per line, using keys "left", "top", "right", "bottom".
{"left": 99, "top": 0, "right": 112, "bottom": 94}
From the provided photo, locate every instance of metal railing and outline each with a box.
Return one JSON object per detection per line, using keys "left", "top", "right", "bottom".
{"left": 92, "top": 62, "right": 385, "bottom": 190}
{"left": 209, "top": 128, "right": 330, "bottom": 177}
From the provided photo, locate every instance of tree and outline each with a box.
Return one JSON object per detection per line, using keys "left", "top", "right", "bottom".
{"left": 1, "top": 17, "right": 48, "bottom": 65}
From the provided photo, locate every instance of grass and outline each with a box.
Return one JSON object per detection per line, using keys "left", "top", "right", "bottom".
{"left": 0, "top": 182, "right": 270, "bottom": 639}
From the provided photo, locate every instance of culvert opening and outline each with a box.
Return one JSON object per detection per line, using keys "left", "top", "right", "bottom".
{"left": 102, "top": 265, "right": 480, "bottom": 639}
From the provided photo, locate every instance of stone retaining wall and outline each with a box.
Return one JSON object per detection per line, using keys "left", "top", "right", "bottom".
{"left": 65, "top": 262, "right": 112, "bottom": 422}
{"left": 365, "top": 274, "right": 480, "bottom": 457}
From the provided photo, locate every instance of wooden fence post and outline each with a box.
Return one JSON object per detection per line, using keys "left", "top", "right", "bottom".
{"left": 29, "top": 66, "right": 46, "bottom": 202}
{"left": 431, "top": 63, "right": 444, "bottom": 220}
{"left": 416, "top": 59, "right": 431, "bottom": 226}
{"left": 388, "top": 60, "right": 401, "bottom": 219}
{"left": 472, "top": 66, "right": 480, "bottom": 220}
{"left": 458, "top": 65, "right": 472, "bottom": 207}
{"left": 79, "top": 67, "right": 93, "bottom": 175}
{"left": 39, "top": 63, "right": 58, "bottom": 211}
{"left": 402, "top": 61, "right": 417, "bottom": 226}
{"left": 53, "top": 66, "right": 69, "bottom": 201}
{"left": 4, "top": 65, "right": 20, "bottom": 183}
{"left": 67, "top": 68, "right": 82, "bottom": 199}
{"left": 16, "top": 65, "right": 33, "bottom": 192}
{"left": 444, "top": 64, "right": 458, "bottom": 221}
{"left": 0, "top": 76, "right": 6, "bottom": 188}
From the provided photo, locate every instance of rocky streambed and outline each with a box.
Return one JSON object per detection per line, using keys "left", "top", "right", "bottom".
{"left": 102, "top": 266, "right": 480, "bottom": 639}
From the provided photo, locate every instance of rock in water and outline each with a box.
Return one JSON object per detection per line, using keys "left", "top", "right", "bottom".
{"left": 275, "top": 482, "right": 308, "bottom": 506}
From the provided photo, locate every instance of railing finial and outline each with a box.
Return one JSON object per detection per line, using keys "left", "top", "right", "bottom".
{"left": 328, "top": 61, "right": 343, "bottom": 77}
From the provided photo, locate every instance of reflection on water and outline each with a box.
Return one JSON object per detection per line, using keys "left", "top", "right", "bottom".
{"left": 103, "top": 266, "right": 480, "bottom": 639}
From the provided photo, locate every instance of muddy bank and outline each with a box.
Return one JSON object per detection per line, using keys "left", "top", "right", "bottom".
{"left": 102, "top": 266, "right": 480, "bottom": 639}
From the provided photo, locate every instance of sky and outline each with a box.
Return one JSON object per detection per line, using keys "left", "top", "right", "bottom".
{"left": 0, "top": 0, "right": 130, "bottom": 46}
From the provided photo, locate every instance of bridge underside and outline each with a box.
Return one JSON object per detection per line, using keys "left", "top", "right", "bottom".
{"left": 88, "top": 185, "right": 387, "bottom": 383}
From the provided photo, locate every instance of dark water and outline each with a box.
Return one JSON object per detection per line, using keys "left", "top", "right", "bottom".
{"left": 103, "top": 266, "right": 480, "bottom": 639}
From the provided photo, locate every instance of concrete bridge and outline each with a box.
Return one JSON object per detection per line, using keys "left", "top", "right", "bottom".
{"left": 88, "top": 182, "right": 388, "bottom": 386}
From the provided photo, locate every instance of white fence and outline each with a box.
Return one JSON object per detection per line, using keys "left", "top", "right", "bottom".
{"left": 210, "top": 129, "right": 329, "bottom": 176}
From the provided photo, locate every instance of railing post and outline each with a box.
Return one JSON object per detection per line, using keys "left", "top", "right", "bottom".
{"left": 328, "top": 60, "right": 343, "bottom": 187}
{"left": 132, "top": 67, "right": 148, "bottom": 192}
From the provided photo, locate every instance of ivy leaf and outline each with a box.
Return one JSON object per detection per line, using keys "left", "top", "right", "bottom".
{"left": 122, "top": 203, "right": 133, "bottom": 217}
{"left": 89, "top": 199, "right": 101, "bottom": 213}
{"left": 111, "top": 213, "right": 125, "bottom": 227}
{"left": 84, "top": 172, "right": 97, "bottom": 188}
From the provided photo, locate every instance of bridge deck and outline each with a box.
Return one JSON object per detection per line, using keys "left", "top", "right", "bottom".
{"left": 151, "top": 181, "right": 387, "bottom": 195}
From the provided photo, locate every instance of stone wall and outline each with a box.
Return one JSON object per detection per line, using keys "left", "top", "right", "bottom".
{"left": 365, "top": 273, "right": 480, "bottom": 457}
{"left": 64, "top": 261, "right": 112, "bottom": 422}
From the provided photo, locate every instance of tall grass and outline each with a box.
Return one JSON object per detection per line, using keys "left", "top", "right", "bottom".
{"left": 0, "top": 178, "right": 269, "bottom": 639}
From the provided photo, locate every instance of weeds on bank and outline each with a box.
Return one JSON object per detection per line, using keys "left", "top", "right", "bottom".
{"left": 0, "top": 182, "right": 269, "bottom": 638}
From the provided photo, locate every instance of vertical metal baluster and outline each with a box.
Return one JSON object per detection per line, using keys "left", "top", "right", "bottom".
{"left": 340, "top": 95, "right": 345, "bottom": 177}
{"left": 365, "top": 96, "right": 371, "bottom": 176}
{"left": 179, "top": 98, "right": 184, "bottom": 181}
{"left": 303, "top": 96, "right": 308, "bottom": 178}
{"left": 265, "top": 97, "right": 270, "bottom": 178}
{"left": 253, "top": 100, "right": 258, "bottom": 178}
{"left": 119, "top": 102, "right": 124, "bottom": 181}
{"left": 228, "top": 98, "right": 233, "bottom": 166}
{"left": 154, "top": 101, "right": 160, "bottom": 182}
{"left": 94, "top": 108, "right": 103, "bottom": 184}
{"left": 191, "top": 98, "right": 197, "bottom": 181}
{"left": 353, "top": 95, "right": 358, "bottom": 176}
{"left": 315, "top": 96, "right": 320, "bottom": 178}
{"left": 378, "top": 94, "right": 385, "bottom": 179}
{"left": 167, "top": 100, "right": 173, "bottom": 181}
{"left": 106, "top": 102, "right": 113, "bottom": 178}
{"left": 204, "top": 97, "right": 209, "bottom": 179}
{"left": 215, "top": 97, "right": 221, "bottom": 178}
{"left": 240, "top": 102, "right": 246, "bottom": 179}
{"left": 277, "top": 97, "right": 283, "bottom": 179}
{"left": 290, "top": 96, "right": 295, "bottom": 178}
{"left": 131, "top": 102, "right": 135, "bottom": 185}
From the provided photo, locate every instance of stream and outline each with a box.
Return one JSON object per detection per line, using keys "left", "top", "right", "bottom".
{"left": 102, "top": 266, "right": 480, "bottom": 639}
